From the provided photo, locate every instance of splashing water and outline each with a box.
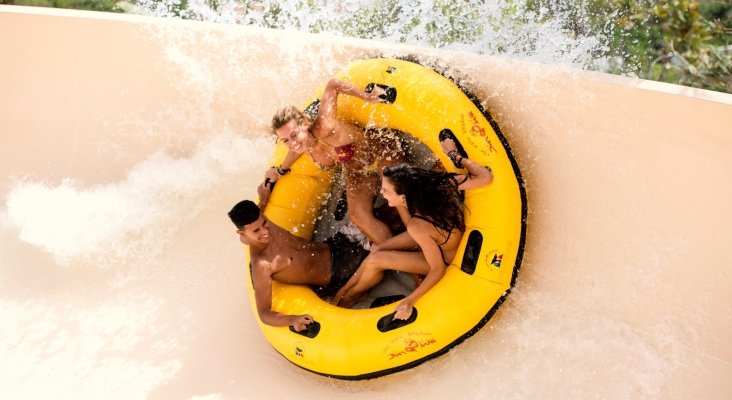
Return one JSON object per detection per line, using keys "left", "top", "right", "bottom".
{"left": 133, "top": 0, "right": 607, "bottom": 70}
{"left": 5, "top": 132, "right": 271, "bottom": 266}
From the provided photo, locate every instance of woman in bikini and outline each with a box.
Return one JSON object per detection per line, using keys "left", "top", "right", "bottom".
{"left": 331, "top": 138, "right": 494, "bottom": 320}
{"left": 260, "top": 79, "right": 404, "bottom": 245}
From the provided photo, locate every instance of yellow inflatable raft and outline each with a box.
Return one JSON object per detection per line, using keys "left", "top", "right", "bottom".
{"left": 244, "top": 57, "right": 526, "bottom": 379}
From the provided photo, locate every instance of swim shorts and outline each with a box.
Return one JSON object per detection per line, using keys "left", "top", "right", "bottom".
{"left": 312, "top": 232, "right": 370, "bottom": 298}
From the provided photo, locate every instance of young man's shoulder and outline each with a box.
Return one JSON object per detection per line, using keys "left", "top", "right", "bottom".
{"left": 251, "top": 256, "right": 274, "bottom": 276}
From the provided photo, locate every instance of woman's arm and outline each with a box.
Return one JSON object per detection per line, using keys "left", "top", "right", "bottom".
{"left": 440, "top": 138, "right": 494, "bottom": 191}
{"left": 324, "top": 78, "right": 385, "bottom": 103}
{"left": 316, "top": 79, "right": 385, "bottom": 139}
{"left": 455, "top": 157, "right": 494, "bottom": 191}
{"left": 257, "top": 149, "right": 302, "bottom": 207}
{"left": 393, "top": 221, "right": 447, "bottom": 320}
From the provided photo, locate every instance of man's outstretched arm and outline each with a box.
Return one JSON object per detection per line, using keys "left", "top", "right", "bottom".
{"left": 251, "top": 260, "right": 312, "bottom": 331}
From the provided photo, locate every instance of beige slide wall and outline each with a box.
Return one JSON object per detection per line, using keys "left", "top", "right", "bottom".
{"left": 2, "top": 6, "right": 731, "bottom": 400}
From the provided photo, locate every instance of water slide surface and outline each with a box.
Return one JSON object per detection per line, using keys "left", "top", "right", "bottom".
{"left": 2, "top": 6, "right": 731, "bottom": 400}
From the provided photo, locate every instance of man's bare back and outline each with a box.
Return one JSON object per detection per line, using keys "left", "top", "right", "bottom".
{"left": 249, "top": 219, "right": 331, "bottom": 286}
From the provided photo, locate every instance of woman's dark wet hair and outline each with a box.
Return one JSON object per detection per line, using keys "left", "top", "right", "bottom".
{"left": 382, "top": 163, "right": 465, "bottom": 234}
{"left": 228, "top": 200, "right": 261, "bottom": 229}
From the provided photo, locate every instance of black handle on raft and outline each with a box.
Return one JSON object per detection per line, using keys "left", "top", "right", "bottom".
{"left": 369, "top": 294, "right": 405, "bottom": 308}
{"left": 289, "top": 320, "right": 321, "bottom": 338}
{"left": 264, "top": 177, "right": 275, "bottom": 191}
{"left": 365, "top": 83, "right": 397, "bottom": 104}
{"left": 439, "top": 128, "right": 469, "bottom": 169}
{"left": 460, "top": 230, "right": 483, "bottom": 275}
{"left": 377, "top": 308, "right": 418, "bottom": 332}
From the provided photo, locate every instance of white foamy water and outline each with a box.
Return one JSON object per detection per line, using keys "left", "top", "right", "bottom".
{"left": 5, "top": 132, "right": 270, "bottom": 266}
{"left": 133, "top": 0, "right": 606, "bottom": 70}
{"left": 0, "top": 294, "right": 180, "bottom": 399}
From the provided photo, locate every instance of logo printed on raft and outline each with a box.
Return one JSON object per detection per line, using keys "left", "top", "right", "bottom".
{"left": 294, "top": 342, "right": 305, "bottom": 358}
{"left": 486, "top": 250, "right": 504, "bottom": 268}
{"left": 460, "top": 111, "right": 498, "bottom": 155}
{"left": 383, "top": 332, "right": 437, "bottom": 360}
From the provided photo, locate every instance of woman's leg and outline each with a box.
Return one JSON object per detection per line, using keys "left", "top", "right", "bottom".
{"left": 345, "top": 172, "right": 392, "bottom": 244}
{"left": 333, "top": 250, "right": 430, "bottom": 308}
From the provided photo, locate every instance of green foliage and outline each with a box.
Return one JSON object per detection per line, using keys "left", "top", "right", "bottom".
{"left": 327, "top": 0, "right": 406, "bottom": 39}
{"left": 602, "top": 0, "right": 730, "bottom": 92}
{"left": 523, "top": 0, "right": 731, "bottom": 92}
{"left": 423, "top": 0, "right": 485, "bottom": 46}
{"left": 229, "top": 0, "right": 483, "bottom": 46}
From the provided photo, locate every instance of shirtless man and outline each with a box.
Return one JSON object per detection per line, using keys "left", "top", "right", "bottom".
{"left": 228, "top": 199, "right": 368, "bottom": 331}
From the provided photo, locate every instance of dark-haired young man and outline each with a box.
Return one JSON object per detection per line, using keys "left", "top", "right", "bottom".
{"left": 228, "top": 200, "right": 368, "bottom": 331}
